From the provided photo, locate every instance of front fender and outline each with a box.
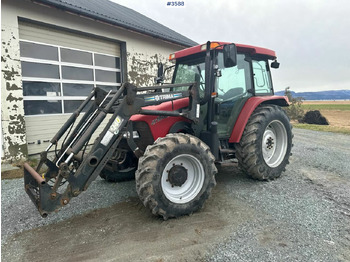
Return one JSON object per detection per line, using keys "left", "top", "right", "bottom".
{"left": 169, "top": 121, "right": 193, "bottom": 134}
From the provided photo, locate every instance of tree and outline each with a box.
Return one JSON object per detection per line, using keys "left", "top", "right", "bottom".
{"left": 284, "top": 87, "right": 304, "bottom": 121}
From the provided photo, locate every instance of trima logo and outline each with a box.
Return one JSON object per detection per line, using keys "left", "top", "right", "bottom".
{"left": 145, "top": 93, "right": 182, "bottom": 102}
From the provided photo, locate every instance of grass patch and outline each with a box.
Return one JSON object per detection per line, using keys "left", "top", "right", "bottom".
{"left": 1, "top": 158, "right": 39, "bottom": 180}
{"left": 293, "top": 123, "right": 350, "bottom": 135}
{"left": 1, "top": 169, "right": 23, "bottom": 180}
{"left": 300, "top": 104, "right": 350, "bottom": 111}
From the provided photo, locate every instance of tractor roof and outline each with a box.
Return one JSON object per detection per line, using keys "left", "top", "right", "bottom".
{"left": 170, "top": 41, "right": 276, "bottom": 60}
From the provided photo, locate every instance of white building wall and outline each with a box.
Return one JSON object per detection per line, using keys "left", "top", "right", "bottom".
{"left": 1, "top": 2, "right": 28, "bottom": 161}
{"left": 1, "top": 0, "right": 186, "bottom": 162}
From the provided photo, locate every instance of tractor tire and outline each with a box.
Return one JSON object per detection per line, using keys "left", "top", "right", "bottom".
{"left": 100, "top": 167, "right": 136, "bottom": 182}
{"left": 236, "top": 104, "right": 292, "bottom": 180}
{"left": 136, "top": 133, "right": 217, "bottom": 219}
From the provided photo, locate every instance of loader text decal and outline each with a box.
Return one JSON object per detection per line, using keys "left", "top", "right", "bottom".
{"left": 101, "top": 116, "right": 124, "bottom": 146}
{"left": 145, "top": 93, "right": 182, "bottom": 102}
{"left": 151, "top": 116, "right": 167, "bottom": 125}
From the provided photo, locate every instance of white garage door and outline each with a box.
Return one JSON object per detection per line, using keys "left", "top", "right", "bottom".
{"left": 19, "top": 21, "right": 122, "bottom": 155}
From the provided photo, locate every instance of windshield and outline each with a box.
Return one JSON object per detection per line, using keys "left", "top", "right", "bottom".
{"left": 173, "top": 56, "right": 206, "bottom": 97}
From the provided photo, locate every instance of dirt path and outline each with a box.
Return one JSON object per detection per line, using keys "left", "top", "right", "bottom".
{"left": 2, "top": 129, "right": 350, "bottom": 261}
{"left": 2, "top": 171, "right": 256, "bottom": 262}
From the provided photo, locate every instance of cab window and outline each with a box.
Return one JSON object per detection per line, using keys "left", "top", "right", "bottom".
{"left": 252, "top": 60, "right": 273, "bottom": 94}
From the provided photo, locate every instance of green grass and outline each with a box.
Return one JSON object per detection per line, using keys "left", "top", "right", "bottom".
{"left": 300, "top": 104, "right": 350, "bottom": 111}
{"left": 293, "top": 123, "right": 350, "bottom": 135}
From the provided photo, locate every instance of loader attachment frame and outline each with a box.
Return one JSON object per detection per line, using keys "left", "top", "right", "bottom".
{"left": 24, "top": 82, "right": 200, "bottom": 217}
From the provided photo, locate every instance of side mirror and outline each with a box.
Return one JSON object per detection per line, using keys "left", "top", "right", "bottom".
{"left": 223, "top": 44, "right": 237, "bottom": 68}
{"left": 155, "top": 62, "right": 164, "bottom": 84}
{"left": 271, "top": 60, "right": 280, "bottom": 69}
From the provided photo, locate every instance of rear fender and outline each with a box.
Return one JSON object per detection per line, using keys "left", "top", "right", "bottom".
{"left": 229, "top": 96, "right": 289, "bottom": 143}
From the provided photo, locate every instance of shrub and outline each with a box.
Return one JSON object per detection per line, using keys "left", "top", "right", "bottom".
{"left": 283, "top": 87, "right": 304, "bottom": 121}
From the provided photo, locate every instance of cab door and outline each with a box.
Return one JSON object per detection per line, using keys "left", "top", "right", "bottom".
{"left": 214, "top": 53, "right": 252, "bottom": 138}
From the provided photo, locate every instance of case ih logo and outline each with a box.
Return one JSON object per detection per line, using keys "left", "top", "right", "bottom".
{"left": 145, "top": 93, "right": 182, "bottom": 102}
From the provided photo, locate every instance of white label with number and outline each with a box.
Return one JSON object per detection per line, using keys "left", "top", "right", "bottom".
{"left": 100, "top": 116, "right": 124, "bottom": 146}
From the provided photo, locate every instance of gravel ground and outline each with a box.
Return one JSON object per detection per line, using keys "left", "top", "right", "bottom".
{"left": 207, "top": 129, "right": 350, "bottom": 262}
{"left": 207, "top": 169, "right": 348, "bottom": 261}
{"left": 2, "top": 128, "right": 350, "bottom": 261}
{"left": 1, "top": 177, "right": 137, "bottom": 242}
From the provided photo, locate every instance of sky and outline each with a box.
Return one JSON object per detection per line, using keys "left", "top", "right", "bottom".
{"left": 112, "top": 0, "right": 350, "bottom": 92}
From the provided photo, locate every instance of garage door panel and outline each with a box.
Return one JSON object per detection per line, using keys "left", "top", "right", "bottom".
{"left": 19, "top": 21, "right": 122, "bottom": 155}
{"left": 26, "top": 115, "right": 112, "bottom": 154}
{"left": 19, "top": 21, "right": 120, "bottom": 56}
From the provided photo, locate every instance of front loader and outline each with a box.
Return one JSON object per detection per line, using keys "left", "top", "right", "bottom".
{"left": 24, "top": 41, "right": 292, "bottom": 219}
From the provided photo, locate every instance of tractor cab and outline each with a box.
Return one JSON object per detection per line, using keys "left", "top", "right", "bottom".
{"left": 166, "top": 42, "right": 284, "bottom": 139}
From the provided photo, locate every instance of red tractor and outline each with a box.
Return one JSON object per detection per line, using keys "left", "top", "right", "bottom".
{"left": 24, "top": 41, "right": 292, "bottom": 219}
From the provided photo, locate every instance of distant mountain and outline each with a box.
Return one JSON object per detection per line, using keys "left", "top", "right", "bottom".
{"left": 274, "top": 90, "right": 350, "bottom": 100}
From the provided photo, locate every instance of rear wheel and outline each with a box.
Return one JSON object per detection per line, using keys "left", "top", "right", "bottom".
{"left": 100, "top": 167, "right": 136, "bottom": 182}
{"left": 100, "top": 151, "right": 137, "bottom": 182}
{"left": 136, "top": 133, "right": 217, "bottom": 219}
{"left": 236, "top": 104, "right": 292, "bottom": 180}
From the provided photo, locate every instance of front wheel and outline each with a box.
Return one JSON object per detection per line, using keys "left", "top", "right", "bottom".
{"left": 236, "top": 104, "right": 293, "bottom": 180}
{"left": 136, "top": 133, "right": 217, "bottom": 219}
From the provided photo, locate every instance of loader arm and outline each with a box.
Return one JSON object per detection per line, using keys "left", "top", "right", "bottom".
{"left": 24, "top": 82, "right": 200, "bottom": 217}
